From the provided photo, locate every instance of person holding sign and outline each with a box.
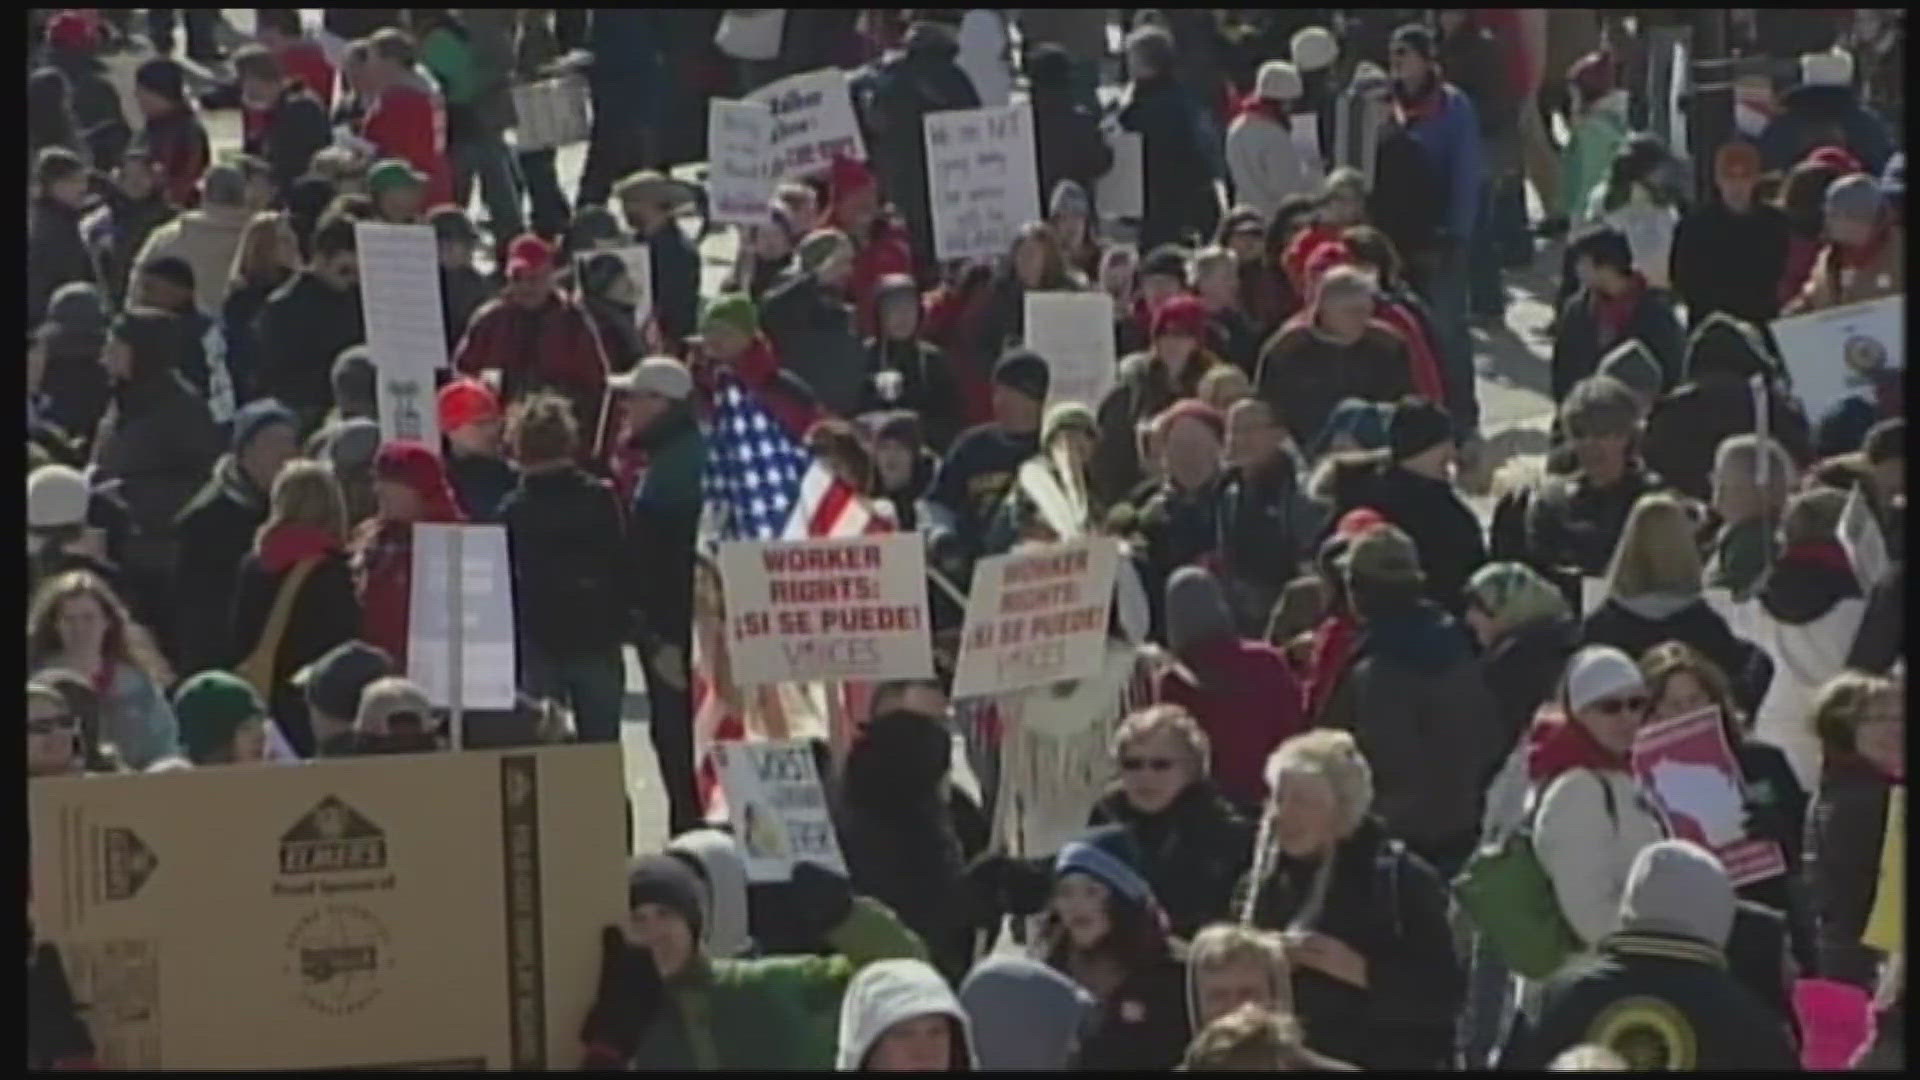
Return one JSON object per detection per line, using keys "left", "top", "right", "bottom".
{"left": 350, "top": 439, "right": 464, "bottom": 668}
{"left": 614, "top": 170, "right": 699, "bottom": 348}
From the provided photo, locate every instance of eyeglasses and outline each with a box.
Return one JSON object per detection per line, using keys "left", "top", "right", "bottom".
{"left": 1589, "top": 696, "right": 1648, "bottom": 717}
{"left": 27, "top": 714, "right": 78, "bottom": 736}
{"left": 1120, "top": 756, "right": 1178, "bottom": 773}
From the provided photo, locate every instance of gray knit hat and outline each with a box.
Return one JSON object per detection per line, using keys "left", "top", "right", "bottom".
{"left": 1619, "top": 839, "right": 1737, "bottom": 948}
{"left": 1164, "top": 566, "right": 1235, "bottom": 654}
{"left": 1048, "top": 180, "right": 1091, "bottom": 220}
{"left": 1824, "top": 172, "right": 1886, "bottom": 222}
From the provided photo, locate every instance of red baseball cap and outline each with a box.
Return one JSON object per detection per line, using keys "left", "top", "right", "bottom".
{"left": 1150, "top": 295, "right": 1208, "bottom": 340}
{"left": 504, "top": 233, "right": 554, "bottom": 280}
{"left": 437, "top": 378, "right": 500, "bottom": 433}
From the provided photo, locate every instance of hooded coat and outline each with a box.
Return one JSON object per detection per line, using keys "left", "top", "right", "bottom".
{"left": 28, "top": 194, "right": 96, "bottom": 328}
{"left": 667, "top": 829, "right": 753, "bottom": 961}
{"left": 1254, "top": 320, "right": 1415, "bottom": 456}
{"left": 958, "top": 955, "right": 1095, "bottom": 1071}
{"left": 170, "top": 453, "right": 275, "bottom": 675}
{"left": 227, "top": 522, "right": 360, "bottom": 756}
{"left": 1803, "top": 752, "right": 1893, "bottom": 990}
{"left": 866, "top": 23, "right": 982, "bottom": 268}
{"left": 1319, "top": 452, "right": 1488, "bottom": 617}
{"left": 1582, "top": 594, "right": 1775, "bottom": 716}
{"left": 859, "top": 336, "right": 961, "bottom": 452}
{"left": 1746, "top": 547, "right": 1867, "bottom": 790}
{"left": 134, "top": 202, "right": 252, "bottom": 315}
{"left": 834, "top": 958, "right": 976, "bottom": 1070}
{"left": 1086, "top": 784, "right": 1254, "bottom": 938}
{"left": 255, "top": 269, "right": 368, "bottom": 427}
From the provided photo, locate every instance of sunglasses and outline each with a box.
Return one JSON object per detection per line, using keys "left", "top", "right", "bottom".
{"left": 1589, "top": 696, "right": 1648, "bottom": 716}
{"left": 27, "top": 714, "right": 78, "bottom": 736}
{"left": 1120, "top": 756, "right": 1178, "bottom": 773}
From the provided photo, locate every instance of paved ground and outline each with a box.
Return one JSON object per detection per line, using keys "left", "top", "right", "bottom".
{"left": 134, "top": 12, "right": 1563, "bottom": 857}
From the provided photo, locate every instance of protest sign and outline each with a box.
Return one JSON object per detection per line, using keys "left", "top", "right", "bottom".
{"left": 1838, "top": 485, "right": 1889, "bottom": 591}
{"left": 1770, "top": 295, "right": 1903, "bottom": 422}
{"left": 951, "top": 537, "right": 1120, "bottom": 698}
{"left": 1025, "top": 291, "right": 1118, "bottom": 411}
{"left": 510, "top": 75, "right": 591, "bottom": 152}
{"left": 711, "top": 739, "right": 848, "bottom": 882}
{"left": 29, "top": 744, "right": 627, "bottom": 1070}
{"left": 717, "top": 534, "right": 932, "bottom": 685}
{"left": 1095, "top": 130, "right": 1143, "bottom": 222}
{"left": 408, "top": 524, "right": 517, "bottom": 717}
{"left": 706, "top": 98, "right": 776, "bottom": 227}
{"left": 924, "top": 101, "right": 1042, "bottom": 262}
{"left": 747, "top": 68, "right": 867, "bottom": 181}
{"left": 355, "top": 222, "right": 446, "bottom": 451}
{"left": 1580, "top": 576, "right": 1606, "bottom": 618}
{"left": 1631, "top": 706, "right": 1787, "bottom": 887}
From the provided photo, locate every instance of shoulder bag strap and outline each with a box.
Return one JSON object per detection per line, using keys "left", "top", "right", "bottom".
{"left": 240, "top": 557, "right": 322, "bottom": 694}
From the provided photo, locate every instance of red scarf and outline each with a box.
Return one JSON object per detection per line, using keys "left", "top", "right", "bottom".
{"left": 259, "top": 523, "right": 341, "bottom": 574}
{"left": 1235, "top": 93, "right": 1289, "bottom": 126}
{"left": 1592, "top": 273, "right": 1646, "bottom": 343}
{"left": 1526, "top": 714, "right": 1629, "bottom": 784}
{"left": 1392, "top": 78, "right": 1445, "bottom": 127}
{"left": 1779, "top": 540, "right": 1855, "bottom": 577}
{"left": 1303, "top": 613, "right": 1357, "bottom": 719}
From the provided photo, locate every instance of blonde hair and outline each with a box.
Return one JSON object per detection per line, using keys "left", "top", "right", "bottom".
{"left": 1548, "top": 1044, "right": 1629, "bottom": 1071}
{"left": 1811, "top": 670, "right": 1899, "bottom": 754}
{"left": 1192, "top": 244, "right": 1237, "bottom": 282}
{"left": 1778, "top": 487, "right": 1848, "bottom": 549}
{"left": 1189, "top": 924, "right": 1294, "bottom": 1014}
{"left": 228, "top": 209, "right": 294, "bottom": 290}
{"left": 1112, "top": 704, "right": 1211, "bottom": 776}
{"left": 1603, "top": 493, "right": 1704, "bottom": 599}
{"left": 1179, "top": 1004, "right": 1321, "bottom": 1071}
{"left": 257, "top": 459, "right": 347, "bottom": 551}
{"left": 1199, "top": 364, "right": 1253, "bottom": 411}
{"left": 1261, "top": 729, "right": 1373, "bottom": 837}
{"left": 1712, "top": 434, "right": 1793, "bottom": 519}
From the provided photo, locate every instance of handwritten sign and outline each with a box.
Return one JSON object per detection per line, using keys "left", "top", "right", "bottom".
{"left": 1095, "top": 130, "right": 1143, "bottom": 222}
{"left": 1838, "top": 484, "right": 1889, "bottom": 591}
{"left": 746, "top": 68, "right": 867, "bottom": 181}
{"left": 951, "top": 537, "right": 1119, "bottom": 698}
{"left": 356, "top": 222, "right": 446, "bottom": 451}
{"left": 1631, "top": 706, "right": 1787, "bottom": 888}
{"left": 1770, "top": 295, "right": 1903, "bottom": 423}
{"left": 1025, "top": 291, "right": 1117, "bottom": 411}
{"left": 717, "top": 534, "right": 933, "bottom": 685}
{"left": 511, "top": 75, "right": 591, "bottom": 152}
{"left": 408, "top": 524, "right": 517, "bottom": 711}
{"left": 924, "top": 100, "right": 1042, "bottom": 262}
{"left": 707, "top": 98, "right": 776, "bottom": 227}
{"left": 712, "top": 739, "right": 848, "bottom": 882}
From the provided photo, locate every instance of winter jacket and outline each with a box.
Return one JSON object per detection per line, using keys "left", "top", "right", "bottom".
{"left": 1757, "top": 83, "right": 1895, "bottom": 177}
{"left": 1642, "top": 378, "right": 1812, "bottom": 504}
{"left": 441, "top": 265, "right": 493, "bottom": 352}
{"left": 1783, "top": 223, "right": 1906, "bottom": 315}
{"left": 40, "top": 52, "right": 126, "bottom": 163}
{"left": 1747, "top": 550, "right": 1867, "bottom": 790}
{"left": 1242, "top": 817, "right": 1462, "bottom": 1069}
{"left": 1031, "top": 87, "right": 1113, "bottom": 215}
{"left": 866, "top": 24, "right": 981, "bottom": 269}
{"left": 759, "top": 275, "right": 865, "bottom": 419}
{"left": 134, "top": 202, "right": 253, "bottom": 322}
{"left": 1088, "top": 783, "right": 1254, "bottom": 938}
{"left": 500, "top": 465, "right": 630, "bottom": 660}
{"left": 255, "top": 270, "right": 367, "bottom": 426}
{"left": 1584, "top": 594, "right": 1775, "bottom": 716}
{"left": 82, "top": 188, "right": 176, "bottom": 309}
{"left": 90, "top": 371, "right": 222, "bottom": 590}
{"left": 1804, "top": 754, "right": 1892, "bottom": 990}
{"left": 35, "top": 283, "right": 114, "bottom": 449}
{"left": 1254, "top": 322, "right": 1414, "bottom": 458}
{"left": 349, "top": 519, "right": 418, "bottom": 668}
{"left": 1320, "top": 599, "right": 1502, "bottom": 870}
{"left": 1480, "top": 614, "right": 1583, "bottom": 762}
{"left": 1398, "top": 80, "right": 1484, "bottom": 248}
{"left": 359, "top": 77, "right": 453, "bottom": 207}
{"left": 1506, "top": 930, "right": 1798, "bottom": 1069}
{"left": 1214, "top": 457, "right": 1318, "bottom": 635}
{"left": 1730, "top": 738, "right": 1815, "bottom": 975}
{"left": 31, "top": 659, "right": 181, "bottom": 771}
{"left": 445, "top": 451, "right": 518, "bottom": 524}
{"left": 1669, "top": 198, "right": 1791, "bottom": 330}
{"left": 1533, "top": 767, "right": 1673, "bottom": 950}
{"left": 835, "top": 958, "right": 976, "bottom": 1070}
{"left": 1137, "top": 479, "right": 1223, "bottom": 614}
{"left": 1845, "top": 560, "right": 1903, "bottom": 675}
{"left": 1154, "top": 634, "right": 1303, "bottom": 812}
{"left": 858, "top": 337, "right": 961, "bottom": 452}
{"left": 1121, "top": 73, "right": 1220, "bottom": 249}
{"left": 1549, "top": 284, "right": 1686, "bottom": 403}
{"left": 1091, "top": 346, "right": 1225, "bottom": 507}
{"left": 1318, "top": 454, "right": 1488, "bottom": 617}
{"left": 1439, "top": 17, "right": 1519, "bottom": 166}
{"left": 1226, "top": 107, "right": 1321, "bottom": 220}
{"left": 246, "top": 80, "right": 331, "bottom": 196}
{"left": 1561, "top": 91, "right": 1629, "bottom": 226}
{"left": 27, "top": 196, "right": 96, "bottom": 328}
{"left": 642, "top": 217, "right": 701, "bottom": 347}
{"left": 228, "top": 527, "right": 360, "bottom": 756}
{"left": 137, "top": 108, "right": 211, "bottom": 209}
{"left": 628, "top": 405, "right": 703, "bottom": 651}
{"left": 222, "top": 272, "right": 289, "bottom": 404}
{"left": 453, "top": 293, "right": 609, "bottom": 432}
{"left": 1522, "top": 462, "right": 1667, "bottom": 581}
{"left": 170, "top": 456, "right": 272, "bottom": 675}
{"left": 1066, "top": 936, "right": 1193, "bottom": 1073}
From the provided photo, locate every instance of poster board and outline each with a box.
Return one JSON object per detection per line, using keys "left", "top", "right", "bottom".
{"left": 1838, "top": 485, "right": 1889, "bottom": 591}
{"left": 1770, "top": 295, "right": 1903, "bottom": 423}
{"left": 1095, "top": 131, "right": 1143, "bottom": 222}
{"left": 747, "top": 68, "right": 867, "bottom": 181}
{"left": 924, "top": 101, "right": 1042, "bottom": 263}
{"left": 511, "top": 75, "right": 592, "bottom": 152}
{"left": 1630, "top": 706, "right": 1787, "bottom": 888}
{"left": 28, "top": 744, "right": 628, "bottom": 1070}
{"left": 717, "top": 534, "right": 933, "bottom": 685}
{"left": 355, "top": 222, "right": 446, "bottom": 451}
{"left": 951, "top": 537, "right": 1120, "bottom": 698}
{"left": 711, "top": 739, "right": 848, "bottom": 882}
{"left": 1025, "top": 291, "right": 1118, "bottom": 411}
{"left": 707, "top": 98, "right": 777, "bottom": 227}
{"left": 408, "top": 524, "right": 517, "bottom": 712}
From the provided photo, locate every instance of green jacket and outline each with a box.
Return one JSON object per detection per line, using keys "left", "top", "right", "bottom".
{"left": 629, "top": 897, "right": 928, "bottom": 1070}
{"left": 421, "top": 26, "right": 482, "bottom": 107}
{"left": 1705, "top": 516, "right": 1770, "bottom": 600}
{"left": 1562, "top": 90, "right": 1629, "bottom": 226}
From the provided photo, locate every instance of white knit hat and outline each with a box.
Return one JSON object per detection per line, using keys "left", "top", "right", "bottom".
{"left": 1565, "top": 646, "right": 1646, "bottom": 714}
{"left": 1800, "top": 49, "right": 1855, "bottom": 89}
{"left": 28, "top": 465, "right": 89, "bottom": 529}
{"left": 610, "top": 356, "right": 693, "bottom": 401}
{"left": 1256, "top": 60, "right": 1303, "bottom": 103}
{"left": 1291, "top": 27, "right": 1338, "bottom": 74}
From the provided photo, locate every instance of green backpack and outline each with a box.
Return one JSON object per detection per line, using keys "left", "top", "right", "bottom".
{"left": 1453, "top": 769, "right": 1616, "bottom": 979}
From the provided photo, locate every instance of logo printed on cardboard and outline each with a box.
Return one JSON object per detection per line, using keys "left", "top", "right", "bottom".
{"left": 284, "top": 903, "right": 394, "bottom": 1016}
{"left": 280, "top": 796, "right": 388, "bottom": 875}
{"left": 101, "top": 827, "right": 158, "bottom": 900}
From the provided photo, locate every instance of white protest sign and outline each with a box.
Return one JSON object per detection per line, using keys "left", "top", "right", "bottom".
{"left": 408, "top": 524, "right": 517, "bottom": 713}
{"left": 951, "top": 537, "right": 1120, "bottom": 698}
{"left": 1095, "top": 130, "right": 1143, "bottom": 222}
{"left": 924, "top": 100, "right": 1042, "bottom": 263}
{"left": 1025, "top": 291, "right": 1117, "bottom": 411}
{"left": 1838, "top": 485, "right": 1889, "bottom": 591}
{"left": 1770, "top": 295, "right": 1903, "bottom": 423}
{"left": 355, "top": 222, "right": 446, "bottom": 451}
{"left": 747, "top": 68, "right": 867, "bottom": 181}
{"left": 707, "top": 98, "right": 776, "bottom": 227}
{"left": 718, "top": 534, "right": 933, "bottom": 685}
{"left": 1580, "top": 576, "right": 1607, "bottom": 618}
{"left": 711, "top": 739, "right": 848, "bottom": 882}
{"left": 510, "top": 75, "right": 591, "bottom": 151}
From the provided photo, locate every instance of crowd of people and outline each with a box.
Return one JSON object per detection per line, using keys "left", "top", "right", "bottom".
{"left": 26, "top": 7, "right": 1906, "bottom": 1072}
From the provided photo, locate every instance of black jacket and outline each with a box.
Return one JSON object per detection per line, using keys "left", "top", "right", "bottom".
{"left": 446, "top": 451, "right": 518, "bottom": 525}
{"left": 1030, "top": 86, "right": 1112, "bottom": 211}
{"left": 1087, "top": 784, "right": 1253, "bottom": 940}
{"left": 867, "top": 25, "right": 981, "bottom": 268}
{"left": 246, "top": 80, "right": 331, "bottom": 195}
{"left": 1731, "top": 738, "right": 1815, "bottom": 975}
{"left": 1215, "top": 456, "right": 1310, "bottom": 634}
{"left": 1254, "top": 324, "right": 1414, "bottom": 457}
{"left": 759, "top": 274, "right": 865, "bottom": 418}
{"left": 1480, "top": 614, "right": 1582, "bottom": 761}
{"left": 228, "top": 548, "right": 360, "bottom": 756}
{"left": 171, "top": 457, "right": 271, "bottom": 676}
{"left": 441, "top": 265, "right": 494, "bottom": 353}
{"left": 500, "top": 465, "right": 630, "bottom": 659}
{"left": 859, "top": 337, "right": 961, "bottom": 452}
{"left": 1120, "top": 72, "right": 1219, "bottom": 249}
{"left": 627, "top": 405, "right": 702, "bottom": 650}
{"left": 85, "top": 188, "right": 175, "bottom": 308}
{"left": 1320, "top": 453, "right": 1487, "bottom": 616}
{"left": 221, "top": 272, "right": 289, "bottom": 404}
{"left": 1550, "top": 286, "right": 1687, "bottom": 403}
{"left": 1582, "top": 597, "right": 1774, "bottom": 715}
{"left": 642, "top": 218, "right": 700, "bottom": 347}
{"left": 256, "top": 270, "right": 368, "bottom": 426}
{"left": 1669, "top": 200, "right": 1791, "bottom": 330}
{"left": 932, "top": 423, "right": 1037, "bottom": 557}
{"left": 1205, "top": 306, "right": 1261, "bottom": 376}
{"left": 1072, "top": 938, "right": 1193, "bottom": 1073}
{"left": 1643, "top": 375, "right": 1813, "bottom": 503}
{"left": 1242, "top": 817, "right": 1462, "bottom": 1069}
{"left": 1804, "top": 753, "right": 1891, "bottom": 990}
{"left": 91, "top": 370, "right": 222, "bottom": 586}
{"left": 41, "top": 53, "right": 126, "bottom": 162}
{"left": 1845, "top": 560, "right": 1904, "bottom": 674}
{"left": 28, "top": 196, "right": 96, "bottom": 328}
{"left": 1522, "top": 462, "right": 1666, "bottom": 580}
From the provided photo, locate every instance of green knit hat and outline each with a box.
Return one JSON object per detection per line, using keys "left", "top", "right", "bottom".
{"left": 172, "top": 672, "right": 265, "bottom": 764}
{"left": 700, "top": 293, "right": 759, "bottom": 338}
{"left": 366, "top": 157, "right": 427, "bottom": 196}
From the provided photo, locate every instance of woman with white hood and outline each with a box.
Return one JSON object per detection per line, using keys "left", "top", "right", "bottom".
{"left": 665, "top": 829, "right": 752, "bottom": 960}
{"left": 1226, "top": 60, "right": 1323, "bottom": 219}
{"left": 837, "top": 957, "right": 976, "bottom": 1071}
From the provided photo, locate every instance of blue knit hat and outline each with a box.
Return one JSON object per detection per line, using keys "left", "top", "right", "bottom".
{"left": 1054, "top": 826, "right": 1155, "bottom": 908}
{"left": 231, "top": 398, "right": 298, "bottom": 454}
{"left": 1310, "top": 397, "right": 1391, "bottom": 458}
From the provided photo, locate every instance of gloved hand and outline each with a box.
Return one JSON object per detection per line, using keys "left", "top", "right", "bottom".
{"left": 964, "top": 852, "right": 1051, "bottom": 918}
{"left": 750, "top": 862, "right": 855, "bottom": 954}
{"left": 579, "top": 926, "right": 662, "bottom": 1067}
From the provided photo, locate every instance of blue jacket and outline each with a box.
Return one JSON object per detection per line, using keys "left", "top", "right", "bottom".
{"left": 1402, "top": 82, "right": 1484, "bottom": 245}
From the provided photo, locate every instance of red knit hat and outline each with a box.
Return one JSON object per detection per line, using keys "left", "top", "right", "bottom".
{"left": 1151, "top": 397, "right": 1224, "bottom": 441}
{"left": 505, "top": 233, "right": 554, "bottom": 279}
{"left": 1301, "top": 239, "right": 1354, "bottom": 290}
{"left": 1150, "top": 295, "right": 1208, "bottom": 340}
{"left": 828, "top": 155, "right": 877, "bottom": 203}
{"left": 46, "top": 11, "right": 100, "bottom": 51}
{"left": 1805, "top": 145, "right": 1865, "bottom": 175}
{"left": 374, "top": 441, "right": 465, "bottom": 522}
{"left": 1334, "top": 507, "right": 1387, "bottom": 539}
{"left": 437, "top": 378, "right": 500, "bottom": 433}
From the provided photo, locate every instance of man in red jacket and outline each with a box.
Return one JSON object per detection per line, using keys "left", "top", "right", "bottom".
{"left": 357, "top": 28, "right": 453, "bottom": 208}
{"left": 453, "top": 234, "right": 610, "bottom": 439}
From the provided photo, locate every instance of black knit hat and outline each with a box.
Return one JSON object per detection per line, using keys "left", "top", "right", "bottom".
{"left": 134, "top": 57, "right": 189, "bottom": 106}
{"left": 993, "top": 349, "right": 1051, "bottom": 403}
{"left": 139, "top": 254, "right": 196, "bottom": 294}
{"left": 1388, "top": 397, "right": 1453, "bottom": 461}
{"left": 1139, "top": 244, "right": 1189, "bottom": 284}
{"left": 628, "top": 854, "right": 704, "bottom": 938}
{"left": 1390, "top": 23, "right": 1437, "bottom": 61}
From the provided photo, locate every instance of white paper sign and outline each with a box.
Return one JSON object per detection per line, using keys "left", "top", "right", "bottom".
{"left": 1095, "top": 131, "right": 1143, "bottom": 222}
{"left": 924, "top": 100, "right": 1042, "bottom": 262}
{"left": 747, "top": 68, "right": 868, "bottom": 181}
{"left": 1839, "top": 485, "right": 1889, "bottom": 591}
{"left": 1290, "top": 115, "right": 1324, "bottom": 175}
{"left": 1025, "top": 291, "right": 1117, "bottom": 411}
{"left": 1580, "top": 576, "right": 1607, "bottom": 618}
{"left": 718, "top": 534, "right": 933, "bottom": 685}
{"left": 707, "top": 98, "right": 776, "bottom": 227}
{"left": 712, "top": 738, "right": 848, "bottom": 882}
{"left": 408, "top": 524, "right": 517, "bottom": 712}
{"left": 1770, "top": 295, "right": 1903, "bottom": 423}
{"left": 355, "top": 222, "right": 446, "bottom": 451}
{"left": 511, "top": 75, "right": 592, "bottom": 152}
{"left": 951, "top": 537, "right": 1120, "bottom": 698}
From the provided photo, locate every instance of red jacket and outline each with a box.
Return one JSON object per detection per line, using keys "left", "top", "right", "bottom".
{"left": 244, "top": 42, "right": 336, "bottom": 143}
{"left": 350, "top": 519, "right": 416, "bottom": 668}
{"left": 922, "top": 283, "right": 998, "bottom": 427}
{"left": 453, "top": 294, "right": 610, "bottom": 400}
{"left": 1155, "top": 637, "right": 1306, "bottom": 809}
{"left": 1372, "top": 299, "right": 1447, "bottom": 404}
{"left": 845, "top": 215, "right": 915, "bottom": 337}
{"left": 1303, "top": 612, "right": 1359, "bottom": 721}
{"left": 361, "top": 80, "right": 452, "bottom": 207}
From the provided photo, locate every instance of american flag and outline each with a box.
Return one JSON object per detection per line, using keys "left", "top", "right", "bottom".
{"left": 702, "top": 376, "right": 814, "bottom": 541}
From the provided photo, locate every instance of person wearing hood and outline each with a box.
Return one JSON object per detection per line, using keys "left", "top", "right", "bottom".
{"left": 859, "top": 276, "right": 960, "bottom": 453}
{"left": 1550, "top": 226, "right": 1684, "bottom": 403}
{"left": 355, "top": 29, "right": 454, "bottom": 208}
{"left": 1702, "top": 435, "right": 1796, "bottom": 601}
{"left": 1216, "top": 397, "right": 1318, "bottom": 634}
{"left": 690, "top": 292, "right": 823, "bottom": 443}
{"left": 836, "top": 958, "right": 977, "bottom": 1070}
{"left": 1316, "top": 523, "right": 1499, "bottom": 878}
{"left": 257, "top": 215, "right": 369, "bottom": 431}
{"left": 34, "top": 282, "right": 115, "bottom": 457}
{"left": 428, "top": 206, "right": 492, "bottom": 352}
{"left": 579, "top": 855, "right": 928, "bottom": 1070}
{"left": 28, "top": 148, "right": 98, "bottom": 329}
{"left": 666, "top": 829, "right": 753, "bottom": 961}
{"left": 1028, "top": 46, "right": 1113, "bottom": 224}
{"left": 1670, "top": 140, "right": 1790, "bottom": 331}
{"left": 1759, "top": 48, "right": 1894, "bottom": 176}
{"left": 1120, "top": 24, "right": 1222, "bottom": 250}
{"left": 1240, "top": 728, "right": 1461, "bottom": 1068}
{"left": 453, "top": 233, "right": 610, "bottom": 436}
{"left": 131, "top": 57, "right": 209, "bottom": 209}
{"left": 1582, "top": 493, "right": 1774, "bottom": 715}
{"left": 959, "top": 954, "right": 1094, "bottom": 1069}
{"left": 1522, "top": 376, "right": 1669, "bottom": 593}
{"left": 82, "top": 148, "right": 177, "bottom": 310}
{"left": 1255, "top": 266, "right": 1416, "bottom": 459}
{"left": 1803, "top": 671, "right": 1902, "bottom": 991}
{"left": 36, "top": 12, "right": 127, "bottom": 170}
{"left": 613, "top": 170, "right": 700, "bottom": 349}
{"left": 350, "top": 440, "right": 465, "bottom": 668}
{"left": 227, "top": 460, "right": 361, "bottom": 758}
{"left": 821, "top": 156, "right": 917, "bottom": 336}
{"left": 932, "top": 351, "right": 1046, "bottom": 558}
{"left": 1783, "top": 171, "right": 1905, "bottom": 314}
{"left": 867, "top": 411, "right": 940, "bottom": 531}
{"left": 1094, "top": 296, "right": 1223, "bottom": 505}
{"left": 1639, "top": 317, "right": 1808, "bottom": 505}
{"left": 437, "top": 379, "right": 518, "bottom": 523}
{"left": 1227, "top": 60, "right": 1322, "bottom": 220}
{"left": 170, "top": 399, "right": 298, "bottom": 675}
{"left": 867, "top": 19, "right": 981, "bottom": 279}
{"left": 760, "top": 228, "right": 867, "bottom": 418}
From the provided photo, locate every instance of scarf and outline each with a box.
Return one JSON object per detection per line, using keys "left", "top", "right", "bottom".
{"left": 1592, "top": 272, "right": 1647, "bottom": 344}
{"left": 1235, "top": 93, "right": 1290, "bottom": 126}
{"left": 1526, "top": 713, "right": 1628, "bottom": 784}
{"left": 1777, "top": 539, "right": 1855, "bottom": 577}
{"left": 1303, "top": 612, "right": 1358, "bottom": 719}
{"left": 1391, "top": 76, "right": 1444, "bottom": 127}
{"left": 259, "top": 522, "right": 341, "bottom": 574}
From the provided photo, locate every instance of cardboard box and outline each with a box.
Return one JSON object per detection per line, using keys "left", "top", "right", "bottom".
{"left": 30, "top": 745, "right": 628, "bottom": 1070}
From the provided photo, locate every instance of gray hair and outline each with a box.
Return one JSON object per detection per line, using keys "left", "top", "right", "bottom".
{"left": 1261, "top": 729, "right": 1373, "bottom": 836}
{"left": 1560, "top": 375, "right": 1640, "bottom": 438}
{"left": 1315, "top": 265, "right": 1378, "bottom": 305}
{"left": 1712, "top": 433, "right": 1794, "bottom": 510}
{"left": 201, "top": 163, "right": 246, "bottom": 208}
{"left": 1111, "top": 703, "right": 1211, "bottom": 776}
